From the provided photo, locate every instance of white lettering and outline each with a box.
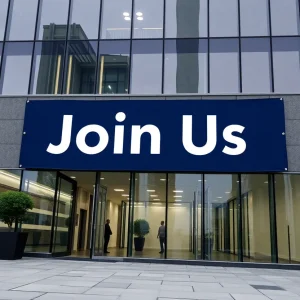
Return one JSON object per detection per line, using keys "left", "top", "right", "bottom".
{"left": 182, "top": 115, "right": 217, "bottom": 155}
{"left": 131, "top": 125, "right": 161, "bottom": 154}
{"left": 222, "top": 125, "right": 246, "bottom": 155}
{"left": 47, "top": 115, "right": 73, "bottom": 154}
{"left": 114, "top": 112, "right": 126, "bottom": 154}
{"left": 76, "top": 125, "right": 109, "bottom": 155}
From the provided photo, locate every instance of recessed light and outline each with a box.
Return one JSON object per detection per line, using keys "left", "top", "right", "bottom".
{"left": 150, "top": 195, "right": 158, "bottom": 197}
{"left": 198, "top": 180, "right": 202, "bottom": 182}
{"left": 147, "top": 190, "right": 155, "bottom": 192}
{"left": 217, "top": 197, "right": 223, "bottom": 199}
{"left": 225, "top": 192, "right": 230, "bottom": 194}
{"left": 173, "top": 190, "right": 183, "bottom": 193}
{"left": 175, "top": 199, "right": 182, "bottom": 202}
{"left": 153, "top": 199, "right": 160, "bottom": 201}
{"left": 174, "top": 195, "right": 182, "bottom": 198}
{"left": 137, "top": 16, "right": 143, "bottom": 20}
{"left": 114, "top": 189, "right": 124, "bottom": 192}
{"left": 174, "top": 204, "right": 182, "bottom": 206}
{"left": 152, "top": 203, "right": 160, "bottom": 205}
{"left": 123, "top": 12, "right": 130, "bottom": 17}
{"left": 71, "top": 176, "right": 76, "bottom": 179}
{"left": 264, "top": 181, "right": 268, "bottom": 184}
{"left": 122, "top": 194, "right": 129, "bottom": 197}
{"left": 100, "top": 177, "right": 104, "bottom": 180}
{"left": 160, "top": 179, "right": 166, "bottom": 181}
{"left": 136, "top": 12, "right": 143, "bottom": 16}
{"left": 124, "top": 16, "right": 131, "bottom": 21}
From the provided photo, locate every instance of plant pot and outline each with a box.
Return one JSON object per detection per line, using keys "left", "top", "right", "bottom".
{"left": 134, "top": 237, "right": 145, "bottom": 251}
{"left": 60, "top": 232, "right": 69, "bottom": 246}
{"left": 0, "top": 232, "right": 28, "bottom": 260}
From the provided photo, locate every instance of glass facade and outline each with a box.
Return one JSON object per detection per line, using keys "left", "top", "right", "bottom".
{"left": 1, "top": 0, "right": 300, "bottom": 94}
{"left": 2, "top": 169, "right": 300, "bottom": 264}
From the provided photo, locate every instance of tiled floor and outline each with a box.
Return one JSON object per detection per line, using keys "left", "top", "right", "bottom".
{"left": 0, "top": 258, "right": 300, "bottom": 299}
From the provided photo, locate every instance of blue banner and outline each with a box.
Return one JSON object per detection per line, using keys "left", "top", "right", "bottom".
{"left": 20, "top": 99, "right": 288, "bottom": 172}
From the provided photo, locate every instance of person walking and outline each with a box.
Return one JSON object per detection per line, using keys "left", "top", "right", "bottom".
{"left": 157, "top": 221, "right": 166, "bottom": 254}
{"left": 104, "top": 219, "right": 112, "bottom": 254}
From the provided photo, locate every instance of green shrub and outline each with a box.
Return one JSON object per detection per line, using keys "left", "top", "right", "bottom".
{"left": 0, "top": 191, "right": 33, "bottom": 232}
{"left": 133, "top": 219, "right": 150, "bottom": 238}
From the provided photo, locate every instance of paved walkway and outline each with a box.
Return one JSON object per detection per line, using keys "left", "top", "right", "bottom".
{"left": 0, "top": 258, "right": 300, "bottom": 299}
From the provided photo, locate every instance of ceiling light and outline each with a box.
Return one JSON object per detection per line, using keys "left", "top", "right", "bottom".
{"left": 137, "top": 16, "right": 143, "bottom": 21}
{"left": 147, "top": 190, "right": 155, "bottom": 192}
{"left": 100, "top": 177, "right": 104, "bottom": 180}
{"left": 174, "top": 204, "right": 182, "bottom": 206}
{"left": 114, "top": 189, "right": 124, "bottom": 192}
{"left": 225, "top": 192, "right": 230, "bottom": 194}
{"left": 123, "top": 12, "right": 130, "bottom": 17}
{"left": 71, "top": 176, "right": 76, "bottom": 179}
{"left": 152, "top": 203, "right": 160, "bottom": 205}
{"left": 150, "top": 195, "right": 158, "bottom": 197}
{"left": 136, "top": 12, "right": 143, "bottom": 16}
{"left": 153, "top": 199, "right": 160, "bottom": 201}
{"left": 175, "top": 199, "right": 182, "bottom": 202}
{"left": 264, "top": 181, "right": 268, "bottom": 184}
{"left": 174, "top": 195, "right": 182, "bottom": 198}
{"left": 217, "top": 197, "right": 222, "bottom": 199}
{"left": 160, "top": 179, "right": 166, "bottom": 181}
{"left": 124, "top": 16, "right": 131, "bottom": 21}
{"left": 198, "top": 180, "right": 202, "bottom": 182}
{"left": 93, "top": 185, "right": 95, "bottom": 187}
{"left": 173, "top": 190, "right": 183, "bottom": 193}
{"left": 122, "top": 194, "right": 129, "bottom": 197}
{"left": 108, "top": 85, "right": 112, "bottom": 90}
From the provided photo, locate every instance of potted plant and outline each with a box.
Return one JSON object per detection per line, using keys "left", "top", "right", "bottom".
{"left": 0, "top": 191, "right": 33, "bottom": 260}
{"left": 133, "top": 219, "right": 150, "bottom": 251}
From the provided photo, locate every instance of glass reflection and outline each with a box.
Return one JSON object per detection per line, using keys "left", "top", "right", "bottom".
{"left": 204, "top": 174, "right": 239, "bottom": 261}
{"left": 101, "top": 0, "right": 132, "bottom": 39}
{"left": 164, "top": 39, "right": 208, "bottom": 94}
{"left": 36, "top": 0, "right": 69, "bottom": 40}
{"left": 98, "top": 41, "right": 130, "bottom": 94}
{"left": 133, "top": 0, "right": 163, "bottom": 38}
{"left": 64, "top": 41, "right": 97, "bottom": 94}
{"left": 0, "top": 0, "right": 9, "bottom": 40}
{"left": 30, "top": 41, "right": 65, "bottom": 94}
{"left": 0, "top": 42, "right": 33, "bottom": 95}
{"left": 69, "top": 0, "right": 101, "bottom": 40}
{"left": 7, "top": 0, "right": 38, "bottom": 40}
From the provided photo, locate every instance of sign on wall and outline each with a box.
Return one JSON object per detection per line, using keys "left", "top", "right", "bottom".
{"left": 20, "top": 99, "right": 288, "bottom": 172}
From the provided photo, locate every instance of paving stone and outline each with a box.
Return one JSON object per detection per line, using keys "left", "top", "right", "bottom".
{"left": 0, "top": 291, "right": 43, "bottom": 299}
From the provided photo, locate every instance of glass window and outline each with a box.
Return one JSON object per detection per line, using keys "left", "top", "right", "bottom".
{"left": 69, "top": 0, "right": 101, "bottom": 40}
{"left": 167, "top": 174, "right": 202, "bottom": 260}
{"left": 93, "top": 172, "right": 130, "bottom": 257}
{"left": 210, "top": 38, "right": 240, "bottom": 93}
{"left": 0, "top": 170, "right": 21, "bottom": 232}
{"left": 133, "top": 0, "right": 163, "bottom": 39}
{"left": 165, "top": 0, "right": 207, "bottom": 38}
{"left": 241, "top": 174, "right": 271, "bottom": 263}
{"left": 63, "top": 40, "right": 98, "bottom": 94}
{"left": 131, "top": 40, "right": 163, "bottom": 94}
{"left": 204, "top": 174, "right": 239, "bottom": 261}
{"left": 21, "top": 171, "right": 57, "bottom": 253}
{"left": 98, "top": 40, "right": 130, "bottom": 94}
{"left": 0, "top": 42, "right": 33, "bottom": 95}
{"left": 240, "top": 0, "right": 269, "bottom": 36}
{"left": 241, "top": 38, "right": 272, "bottom": 93}
{"left": 101, "top": 0, "right": 132, "bottom": 39}
{"left": 36, "top": 0, "right": 69, "bottom": 40}
{"left": 7, "top": 0, "right": 38, "bottom": 40}
{"left": 164, "top": 39, "right": 208, "bottom": 94}
{"left": 0, "top": 0, "right": 9, "bottom": 40}
{"left": 273, "top": 37, "right": 300, "bottom": 93}
{"left": 275, "top": 174, "right": 300, "bottom": 264}
{"left": 30, "top": 41, "right": 65, "bottom": 94}
{"left": 271, "top": 0, "right": 300, "bottom": 36}
{"left": 209, "top": 0, "right": 238, "bottom": 37}
{"left": 131, "top": 173, "right": 166, "bottom": 259}
{"left": 0, "top": 43, "right": 2, "bottom": 65}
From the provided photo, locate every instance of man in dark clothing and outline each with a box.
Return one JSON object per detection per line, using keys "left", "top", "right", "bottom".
{"left": 104, "top": 219, "right": 112, "bottom": 254}
{"left": 157, "top": 221, "right": 166, "bottom": 254}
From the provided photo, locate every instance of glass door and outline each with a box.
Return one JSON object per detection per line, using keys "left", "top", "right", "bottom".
{"left": 52, "top": 172, "right": 76, "bottom": 256}
{"left": 92, "top": 184, "right": 107, "bottom": 256}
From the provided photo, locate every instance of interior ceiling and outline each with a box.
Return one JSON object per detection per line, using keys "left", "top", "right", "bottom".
{"left": 62, "top": 171, "right": 273, "bottom": 206}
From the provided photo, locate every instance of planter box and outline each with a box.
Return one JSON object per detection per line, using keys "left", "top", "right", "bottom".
{"left": 134, "top": 237, "right": 145, "bottom": 251}
{"left": 0, "top": 232, "right": 28, "bottom": 260}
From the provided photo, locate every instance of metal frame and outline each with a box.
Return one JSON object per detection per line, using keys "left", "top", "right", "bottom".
{"left": 0, "top": 0, "right": 299, "bottom": 95}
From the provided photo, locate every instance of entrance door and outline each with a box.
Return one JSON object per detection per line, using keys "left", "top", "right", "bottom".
{"left": 92, "top": 185, "right": 107, "bottom": 256}
{"left": 78, "top": 209, "right": 87, "bottom": 250}
{"left": 52, "top": 173, "right": 76, "bottom": 256}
